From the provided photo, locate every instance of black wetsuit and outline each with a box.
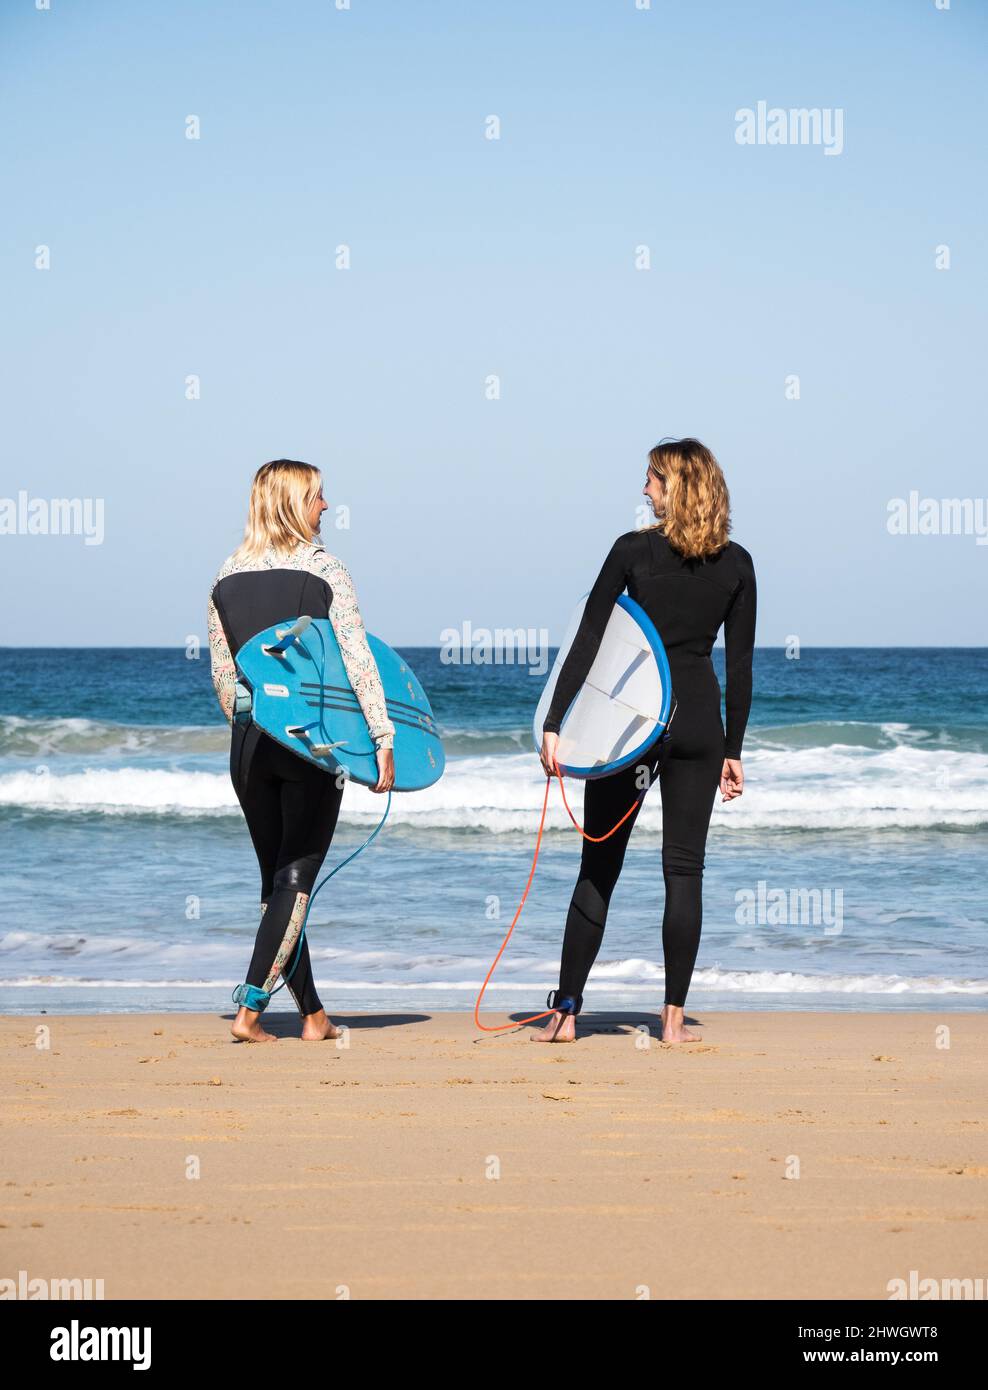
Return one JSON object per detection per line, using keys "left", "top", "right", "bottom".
{"left": 542, "top": 527, "right": 757, "bottom": 1010}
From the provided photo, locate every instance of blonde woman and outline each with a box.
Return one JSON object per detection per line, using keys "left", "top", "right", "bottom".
{"left": 537, "top": 439, "right": 756, "bottom": 1043}
{"left": 207, "top": 460, "right": 395, "bottom": 1043}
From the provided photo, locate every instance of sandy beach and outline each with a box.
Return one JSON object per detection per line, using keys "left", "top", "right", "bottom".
{"left": 1, "top": 1010, "right": 985, "bottom": 1301}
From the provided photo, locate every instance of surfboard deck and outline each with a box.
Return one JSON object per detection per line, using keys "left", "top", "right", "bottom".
{"left": 533, "top": 594, "right": 673, "bottom": 779}
{"left": 235, "top": 618, "right": 444, "bottom": 791}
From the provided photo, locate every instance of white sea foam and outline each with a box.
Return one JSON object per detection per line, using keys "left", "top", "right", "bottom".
{"left": 2, "top": 714, "right": 986, "bottom": 760}
{"left": 1, "top": 968, "right": 984, "bottom": 997}
{"left": 0, "top": 714, "right": 225, "bottom": 758}
{"left": 2, "top": 743, "right": 987, "bottom": 830}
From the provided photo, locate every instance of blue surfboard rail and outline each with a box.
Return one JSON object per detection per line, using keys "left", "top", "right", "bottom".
{"left": 535, "top": 594, "right": 673, "bottom": 781}
{"left": 235, "top": 618, "right": 444, "bottom": 791}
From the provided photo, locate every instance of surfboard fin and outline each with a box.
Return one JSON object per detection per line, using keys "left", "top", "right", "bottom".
{"left": 264, "top": 614, "right": 313, "bottom": 655}
{"left": 285, "top": 725, "right": 349, "bottom": 757}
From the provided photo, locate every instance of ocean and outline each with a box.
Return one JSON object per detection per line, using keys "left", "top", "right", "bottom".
{"left": 1, "top": 646, "right": 985, "bottom": 1015}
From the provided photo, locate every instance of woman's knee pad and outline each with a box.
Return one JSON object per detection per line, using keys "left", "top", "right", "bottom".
{"left": 272, "top": 860, "right": 318, "bottom": 896}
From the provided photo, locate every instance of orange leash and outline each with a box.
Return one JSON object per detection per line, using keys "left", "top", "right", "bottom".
{"left": 473, "top": 767, "right": 646, "bottom": 1033}
{"left": 473, "top": 777, "right": 554, "bottom": 1032}
{"left": 553, "top": 765, "right": 645, "bottom": 842}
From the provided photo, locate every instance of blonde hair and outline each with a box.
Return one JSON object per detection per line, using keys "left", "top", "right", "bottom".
{"left": 232, "top": 459, "right": 322, "bottom": 562}
{"left": 648, "top": 438, "right": 730, "bottom": 559}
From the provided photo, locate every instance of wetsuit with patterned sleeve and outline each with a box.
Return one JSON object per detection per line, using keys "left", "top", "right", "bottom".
{"left": 207, "top": 540, "right": 394, "bottom": 1016}
{"left": 542, "top": 527, "right": 756, "bottom": 1009}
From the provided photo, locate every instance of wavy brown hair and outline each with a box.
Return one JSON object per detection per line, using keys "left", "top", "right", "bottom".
{"left": 232, "top": 459, "right": 322, "bottom": 562}
{"left": 648, "top": 438, "right": 730, "bottom": 559}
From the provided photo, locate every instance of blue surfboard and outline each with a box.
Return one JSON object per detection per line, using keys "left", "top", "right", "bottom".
{"left": 234, "top": 616, "right": 444, "bottom": 791}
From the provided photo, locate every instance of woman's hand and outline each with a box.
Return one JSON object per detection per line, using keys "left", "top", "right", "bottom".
{"left": 540, "top": 732, "right": 560, "bottom": 779}
{"left": 372, "top": 747, "right": 395, "bottom": 793}
{"left": 720, "top": 758, "right": 743, "bottom": 801}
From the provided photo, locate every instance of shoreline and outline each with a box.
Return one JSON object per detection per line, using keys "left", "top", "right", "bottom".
{"left": 3, "top": 994, "right": 985, "bottom": 1017}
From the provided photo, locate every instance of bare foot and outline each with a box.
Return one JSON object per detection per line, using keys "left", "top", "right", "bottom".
{"left": 532, "top": 1010, "right": 576, "bottom": 1043}
{"left": 301, "top": 1008, "right": 342, "bottom": 1041}
{"left": 231, "top": 1007, "right": 278, "bottom": 1043}
{"left": 660, "top": 1005, "right": 698, "bottom": 1044}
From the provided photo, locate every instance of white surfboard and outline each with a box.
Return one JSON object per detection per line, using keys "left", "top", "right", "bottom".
{"left": 533, "top": 595, "right": 674, "bottom": 779}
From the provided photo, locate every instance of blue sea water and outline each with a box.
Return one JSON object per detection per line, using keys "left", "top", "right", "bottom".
{"left": 0, "top": 646, "right": 986, "bottom": 1015}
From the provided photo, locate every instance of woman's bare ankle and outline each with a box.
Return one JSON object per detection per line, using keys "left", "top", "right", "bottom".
{"left": 301, "top": 1008, "right": 341, "bottom": 1041}
{"left": 230, "top": 1007, "right": 277, "bottom": 1042}
{"left": 533, "top": 1010, "right": 576, "bottom": 1043}
{"left": 660, "top": 1003, "right": 697, "bottom": 1042}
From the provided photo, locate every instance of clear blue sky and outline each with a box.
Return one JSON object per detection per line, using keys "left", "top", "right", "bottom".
{"left": 2, "top": 0, "right": 985, "bottom": 646}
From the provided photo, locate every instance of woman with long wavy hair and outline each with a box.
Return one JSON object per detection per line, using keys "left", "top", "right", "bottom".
{"left": 207, "top": 460, "right": 395, "bottom": 1043}
{"left": 537, "top": 439, "right": 756, "bottom": 1043}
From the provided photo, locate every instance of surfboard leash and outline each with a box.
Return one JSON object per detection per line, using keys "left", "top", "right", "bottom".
{"left": 268, "top": 790, "right": 392, "bottom": 1002}
{"left": 474, "top": 702, "right": 677, "bottom": 1032}
{"left": 553, "top": 765, "right": 648, "bottom": 842}
{"left": 472, "top": 776, "right": 556, "bottom": 1032}
{"left": 472, "top": 769, "right": 648, "bottom": 1033}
